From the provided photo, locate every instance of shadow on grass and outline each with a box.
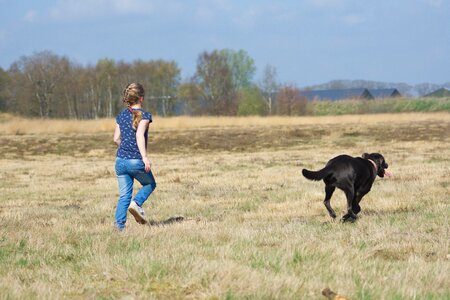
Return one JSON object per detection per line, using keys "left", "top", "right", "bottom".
{"left": 148, "top": 216, "right": 185, "bottom": 227}
{"left": 362, "top": 206, "right": 418, "bottom": 216}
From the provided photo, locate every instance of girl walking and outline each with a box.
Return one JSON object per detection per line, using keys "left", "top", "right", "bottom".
{"left": 113, "top": 83, "right": 156, "bottom": 231}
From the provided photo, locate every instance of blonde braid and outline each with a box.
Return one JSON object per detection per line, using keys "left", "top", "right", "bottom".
{"left": 122, "top": 84, "right": 133, "bottom": 110}
{"left": 122, "top": 83, "right": 145, "bottom": 129}
{"left": 132, "top": 110, "right": 142, "bottom": 129}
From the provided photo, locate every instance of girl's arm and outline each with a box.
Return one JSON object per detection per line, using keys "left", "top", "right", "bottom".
{"left": 136, "top": 119, "right": 151, "bottom": 172}
{"left": 113, "top": 124, "right": 121, "bottom": 145}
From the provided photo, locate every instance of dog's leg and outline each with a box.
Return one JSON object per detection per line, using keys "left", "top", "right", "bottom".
{"left": 352, "top": 193, "right": 364, "bottom": 215}
{"left": 324, "top": 185, "right": 337, "bottom": 219}
{"left": 353, "top": 189, "right": 369, "bottom": 215}
{"left": 342, "top": 189, "right": 357, "bottom": 222}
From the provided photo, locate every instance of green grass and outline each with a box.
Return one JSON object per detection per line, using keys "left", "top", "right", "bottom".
{"left": 309, "top": 97, "right": 450, "bottom": 116}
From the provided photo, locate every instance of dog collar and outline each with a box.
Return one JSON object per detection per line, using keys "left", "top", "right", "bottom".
{"left": 367, "top": 159, "right": 377, "bottom": 172}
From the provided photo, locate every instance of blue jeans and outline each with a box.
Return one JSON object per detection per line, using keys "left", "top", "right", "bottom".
{"left": 114, "top": 157, "right": 156, "bottom": 230}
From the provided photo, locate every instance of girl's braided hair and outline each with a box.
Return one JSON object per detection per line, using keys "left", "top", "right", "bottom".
{"left": 122, "top": 83, "right": 145, "bottom": 129}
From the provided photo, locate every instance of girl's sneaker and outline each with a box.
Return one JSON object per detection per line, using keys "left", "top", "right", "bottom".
{"left": 128, "top": 201, "right": 147, "bottom": 224}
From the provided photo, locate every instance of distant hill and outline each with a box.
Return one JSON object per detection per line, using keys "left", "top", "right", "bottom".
{"left": 302, "top": 80, "right": 450, "bottom": 97}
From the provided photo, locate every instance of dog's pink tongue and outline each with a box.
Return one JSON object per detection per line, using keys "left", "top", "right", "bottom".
{"left": 384, "top": 170, "right": 392, "bottom": 177}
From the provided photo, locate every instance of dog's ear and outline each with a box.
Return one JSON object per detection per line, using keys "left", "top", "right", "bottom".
{"left": 362, "top": 153, "right": 370, "bottom": 159}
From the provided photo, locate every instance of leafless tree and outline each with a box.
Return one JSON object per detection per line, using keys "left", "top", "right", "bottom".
{"left": 277, "top": 84, "right": 307, "bottom": 115}
{"left": 259, "top": 64, "right": 279, "bottom": 115}
{"left": 15, "top": 51, "right": 69, "bottom": 118}
{"left": 195, "top": 51, "right": 236, "bottom": 115}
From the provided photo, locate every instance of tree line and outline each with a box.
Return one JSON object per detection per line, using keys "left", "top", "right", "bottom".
{"left": 0, "top": 49, "right": 308, "bottom": 119}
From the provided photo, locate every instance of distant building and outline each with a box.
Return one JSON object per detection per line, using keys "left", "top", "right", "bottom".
{"left": 423, "top": 88, "right": 450, "bottom": 98}
{"left": 299, "top": 88, "right": 373, "bottom": 101}
{"left": 369, "top": 88, "right": 402, "bottom": 98}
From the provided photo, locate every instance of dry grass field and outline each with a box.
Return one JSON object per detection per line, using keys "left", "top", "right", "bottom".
{"left": 0, "top": 113, "right": 449, "bottom": 299}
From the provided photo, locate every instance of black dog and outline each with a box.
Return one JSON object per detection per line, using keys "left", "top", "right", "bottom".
{"left": 302, "top": 153, "right": 389, "bottom": 222}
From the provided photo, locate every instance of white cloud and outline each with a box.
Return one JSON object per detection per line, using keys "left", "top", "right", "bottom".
{"left": 421, "top": 0, "right": 443, "bottom": 7}
{"left": 110, "top": 0, "right": 155, "bottom": 14}
{"left": 192, "top": 0, "right": 232, "bottom": 22}
{"left": 49, "top": 0, "right": 100, "bottom": 20}
{"left": 231, "top": 7, "right": 260, "bottom": 29}
{"left": 0, "top": 29, "right": 6, "bottom": 41}
{"left": 341, "top": 14, "right": 365, "bottom": 25}
{"left": 194, "top": 5, "right": 215, "bottom": 21}
{"left": 23, "top": 10, "right": 37, "bottom": 23}
{"left": 48, "top": 0, "right": 159, "bottom": 20}
{"left": 307, "top": 0, "right": 349, "bottom": 9}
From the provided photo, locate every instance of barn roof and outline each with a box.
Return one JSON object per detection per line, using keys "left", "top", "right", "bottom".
{"left": 299, "top": 88, "right": 373, "bottom": 101}
{"left": 369, "top": 88, "right": 401, "bottom": 98}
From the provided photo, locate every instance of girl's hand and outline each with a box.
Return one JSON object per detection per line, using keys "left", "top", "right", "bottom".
{"left": 143, "top": 157, "right": 151, "bottom": 173}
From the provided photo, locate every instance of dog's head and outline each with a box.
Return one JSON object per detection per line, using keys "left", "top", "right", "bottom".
{"left": 362, "top": 153, "right": 389, "bottom": 177}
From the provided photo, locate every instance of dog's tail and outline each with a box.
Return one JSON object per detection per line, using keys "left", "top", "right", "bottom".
{"left": 302, "top": 167, "right": 330, "bottom": 181}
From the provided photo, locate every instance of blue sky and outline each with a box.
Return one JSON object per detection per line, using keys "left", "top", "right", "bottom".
{"left": 0, "top": 0, "right": 449, "bottom": 86}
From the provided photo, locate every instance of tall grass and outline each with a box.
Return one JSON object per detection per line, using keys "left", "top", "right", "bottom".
{"left": 311, "top": 97, "right": 450, "bottom": 116}
{"left": 0, "top": 112, "right": 449, "bottom": 135}
{"left": 0, "top": 98, "right": 448, "bottom": 135}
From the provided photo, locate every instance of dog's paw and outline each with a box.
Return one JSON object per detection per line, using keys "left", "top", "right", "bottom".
{"left": 353, "top": 205, "right": 361, "bottom": 214}
{"left": 341, "top": 213, "right": 357, "bottom": 223}
{"left": 345, "top": 217, "right": 357, "bottom": 223}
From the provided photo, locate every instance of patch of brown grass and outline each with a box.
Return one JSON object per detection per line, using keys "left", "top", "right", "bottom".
{"left": 0, "top": 112, "right": 449, "bottom": 134}
{"left": 0, "top": 114, "right": 449, "bottom": 299}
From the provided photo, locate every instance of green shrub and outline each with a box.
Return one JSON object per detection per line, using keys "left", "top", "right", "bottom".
{"left": 307, "top": 97, "right": 450, "bottom": 115}
{"left": 237, "top": 87, "right": 268, "bottom": 116}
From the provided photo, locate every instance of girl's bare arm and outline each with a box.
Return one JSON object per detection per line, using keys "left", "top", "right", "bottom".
{"left": 113, "top": 124, "right": 121, "bottom": 145}
{"left": 136, "top": 120, "right": 151, "bottom": 172}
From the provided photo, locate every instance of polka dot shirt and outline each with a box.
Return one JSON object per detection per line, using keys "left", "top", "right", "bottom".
{"left": 116, "top": 108, "right": 152, "bottom": 159}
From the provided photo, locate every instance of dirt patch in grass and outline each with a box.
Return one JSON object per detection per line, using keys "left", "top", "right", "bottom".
{"left": 371, "top": 248, "right": 413, "bottom": 261}
{"left": 0, "top": 126, "right": 328, "bottom": 158}
{"left": 1, "top": 120, "right": 448, "bottom": 159}
{"left": 369, "top": 121, "right": 450, "bottom": 142}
